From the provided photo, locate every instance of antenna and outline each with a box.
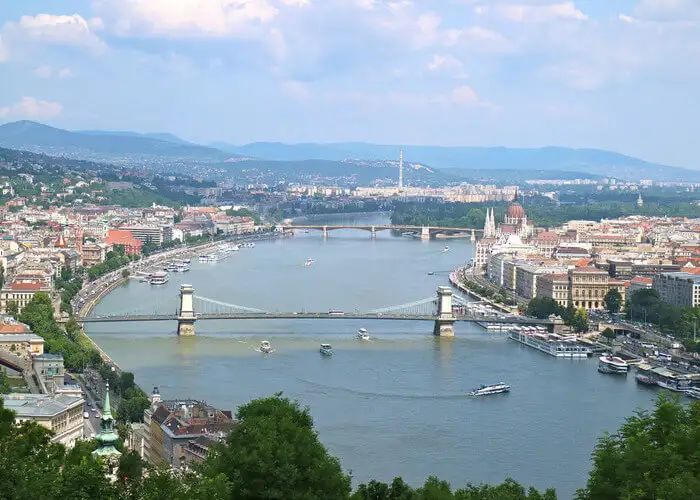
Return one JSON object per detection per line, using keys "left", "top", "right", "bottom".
{"left": 399, "top": 149, "right": 404, "bottom": 189}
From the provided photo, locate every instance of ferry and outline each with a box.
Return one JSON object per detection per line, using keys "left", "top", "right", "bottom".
{"left": 259, "top": 340, "right": 273, "bottom": 354}
{"left": 164, "top": 263, "right": 179, "bottom": 272}
{"left": 304, "top": 258, "right": 315, "bottom": 267}
{"left": 685, "top": 387, "right": 700, "bottom": 400}
{"left": 357, "top": 328, "right": 370, "bottom": 341}
{"left": 598, "top": 354, "right": 629, "bottom": 374}
{"left": 149, "top": 271, "right": 168, "bottom": 285}
{"left": 635, "top": 366, "right": 656, "bottom": 385}
{"left": 508, "top": 329, "right": 592, "bottom": 358}
{"left": 469, "top": 383, "right": 510, "bottom": 396}
{"left": 319, "top": 343, "right": 333, "bottom": 356}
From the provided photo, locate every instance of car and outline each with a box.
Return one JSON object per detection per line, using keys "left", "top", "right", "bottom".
{"left": 83, "top": 411, "right": 90, "bottom": 419}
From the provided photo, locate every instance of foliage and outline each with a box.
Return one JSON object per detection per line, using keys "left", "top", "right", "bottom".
{"left": 526, "top": 297, "right": 564, "bottom": 319}
{"left": 201, "top": 395, "right": 352, "bottom": 499}
{"left": 225, "top": 207, "right": 261, "bottom": 224}
{"left": 0, "top": 371, "right": 9, "bottom": 394}
{"left": 576, "top": 395, "right": 700, "bottom": 500}
{"left": 600, "top": 327, "right": 616, "bottom": 341}
{"left": 55, "top": 266, "right": 83, "bottom": 314}
{"left": 570, "top": 308, "right": 589, "bottom": 333}
{"left": 6, "top": 300, "right": 18, "bottom": 318}
{"left": 18, "top": 293, "right": 98, "bottom": 372}
{"left": 603, "top": 289, "right": 622, "bottom": 314}
{"left": 88, "top": 251, "right": 133, "bottom": 281}
{"left": 626, "top": 288, "right": 700, "bottom": 342}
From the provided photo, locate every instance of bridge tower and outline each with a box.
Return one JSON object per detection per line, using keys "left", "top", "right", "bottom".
{"left": 177, "top": 284, "right": 196, "bottom": 336}
{"left": 421, "top": 226, "right": 431, "bottom": 240}
{"left": 470, "top": 229, "right": 476, "bottom": 242}
{"left": 434, "top": 286, "right": 455, "bottom": 337}
{"left": 370, "top": 226, "right": 376, "bottom": 238}
{"left": 322, "top": 225, "right": 328, "bottom": 238}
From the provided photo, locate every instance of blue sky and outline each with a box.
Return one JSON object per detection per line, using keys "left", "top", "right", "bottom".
{"left": 0, "top": 0, "right": 698, "bottom": 167}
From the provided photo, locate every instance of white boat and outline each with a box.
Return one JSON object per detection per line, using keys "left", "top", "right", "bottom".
{"left": 198, "top": 254, "right": 219, "bottom": 263}
{"left": 149, "top": 271, "right": 168, "bottom": 285}
{"left": 598, "top": 354, "right": 629, "bottom": 374}
{"left": 304, "top": 258, "right": 315, "bottom": 267}
{"left": 508, "top": 330, "right": 592, "bottom": 358}
{"left": 357, "top": 328, "right": 370, "bottom": 341}
{"left": 259, "top": 340, "right": 273, "bottom": 354}
{"left": 469, "top": 383, "right": 510, "bottom": 396}
{"left": 442, "top": 245, "right": 450, "bottom": 253}
{"left": 181, "top": 258, "right": 191, "bottom": 264}
{"left": 684, "top": 387, "right": 700, "bottom": 399}
{"left": 320, "top": 343, "right": 333, "bottom": 356}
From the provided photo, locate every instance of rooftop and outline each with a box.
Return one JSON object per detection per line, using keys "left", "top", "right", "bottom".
{"left": 3, "top": 393, "right": 83, "bottom": 417}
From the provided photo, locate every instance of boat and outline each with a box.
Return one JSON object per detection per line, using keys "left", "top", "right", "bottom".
{"left": 635, "top": 371, "right": 656, "bottom": 385}
{"left": 149, "top": 271, "right": 168, "bottom": 285}
{"left": 684, "top": 387, "right": 700, "bottom": 399}
{"left": 469, "top": 383, "right": 510, "bottom": 396}
{"left": 598, "top": 354, "right": 629, "bottom": 374}
{"left": 508, "top": 329, "right": 592, "bottom": 358}
{"left": 442, "top": 245, "right": 450, "bottom": 253}
{"left": 181, "top": 258, "right": 191, "bottom": 264}
{"left": 304, "top": 258, "right": 315, "bottom": 267}
{"left": 427, "top": 271, "right": 435, "bottom": 276}
{"left": 357, "top": 328, "right": 370, "bottom": 341}
{"left": 259, "top": 340, "right": 273, "bottom": 354}
{"left": 175, "top": 262, "right": 190, "bottom": 272}
{"left": 198, "top": 254, "right": 219, "bottom": 263}
{"left": 319, "top": 343, "right": 333, "bottom": 356}
{"left": 164, "top": 263, "right": 178, "bottom": 272}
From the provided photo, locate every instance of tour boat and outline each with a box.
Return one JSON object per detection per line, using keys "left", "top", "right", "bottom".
{"left": 259, "top": 340, "right": 273, "bottom": 354}
{"left": 469, "top": 383, "right": 510, "bottom": 396}
{"left": 319, "top": 343, "right": 333, "bottom": 356}
{"left": 442, "top": 246, "right": 450, "bottom": 253}
{"left": 357, "top": 328, "right": 370, "bottom": 341}
{"left": 598, "top": 354, "right": 629, "bottom": 374}
{"left": 149, "top": 271, "right": 168, "bottom": 285}
{"left": 164, "top": 263, "right": 178, "bottom": 272}
{"left": 304, "top": 258, "right": 315, "bottom": 267}
{"left": 684, "top": 387, "right": 700, "bottom": 400}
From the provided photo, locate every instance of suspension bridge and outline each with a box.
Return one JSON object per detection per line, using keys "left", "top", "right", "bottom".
{"left": 278, "top": 224, "right": 480, "bottom": 240}
{"left": 77, "top": 284, "right": 552, "bottom": 336}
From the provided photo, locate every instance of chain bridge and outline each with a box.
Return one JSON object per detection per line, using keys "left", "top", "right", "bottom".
{"left": 78, "top": 284, "right": 552, "bottom": 336}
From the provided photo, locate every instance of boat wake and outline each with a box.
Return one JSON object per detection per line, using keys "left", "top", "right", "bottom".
{"left": 298, "top": 379, "right": 465, "bottom": 400}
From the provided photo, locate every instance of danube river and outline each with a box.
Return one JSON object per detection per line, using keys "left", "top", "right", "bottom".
{"left": 87, "top": 213, "right": 657, "bottom": 498}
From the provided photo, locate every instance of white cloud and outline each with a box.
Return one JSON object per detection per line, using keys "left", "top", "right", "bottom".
{"left": 482, "top": 2, "right": 588, "bottom": 23}
{"left": 94, "top": 0, "right": 279, "bottom": 38}
{"left": 6, "top": 14, "right": 106, "bottom": 52}
{"left": 33, "top": 65, "right": 74, "bottom": 79}
{"left": 279, "top": 0, "right": 310, "bottom": 6}
{"left": 0, "top": 96, "right": 63, "bottom": 120}
{"left": 450, "top": 84, "right": 481, "bottom": 105}
{"left": 632, "top": 0, "right": 700, "bottom": 22}
{"left": 427, "top": 54, "right": 463, "bottom": 72}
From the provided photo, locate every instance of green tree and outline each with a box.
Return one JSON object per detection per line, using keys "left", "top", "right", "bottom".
{"left": 576, "top": 395, "right": 700, "bottom": 500}
{"left": 570, "top": 308, "right": 589, "bottom": 333}
{"left": 600, "top": 327, "right": 616, "bottom": 342}
{"left": 6, "top": 299, "right": 19, "bottom": 318}
{"left": 526, "top": 298, "right": 564, "bottom": 319}
{"left": 603, "top": 289, "right": 622, "bottom": 314}
{"left": 0, "top": 370, "right": 10, "bottom": 394}
{"left": 202, "top": 395, "right": 351, "bottom": 500}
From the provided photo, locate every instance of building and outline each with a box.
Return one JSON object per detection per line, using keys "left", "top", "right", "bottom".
{"left": 515, "top": 262, "right": 568, "bottom": 300}
{"left": 0, "top": 279, "right": 53, "bottom": 314}
{"left": 629, "top": 276, "right": 653, "bottom": 295}
{"left": 134, "top": 393, "right": 235, "bottom": 467}
{"left": 569, "top": 267, "right": 618, "bottom": 310}
{"left": 537, "top": 273, "right": 570, "bottom": 307}
{"left": 81, "top": 242, "right": 109, "bottom": 268}
{"left": 3, "top": 393, "right": 84, "bottom": 448}
{"left": 0, "top": 332, "right": 44, "bottom": 357}
{"left": 119, "top": 224, "right": 172, "bottom": 246}
{"left": 33, "top": 353, "right": 65, "bottom": 391}
{"left": 653, "top": 272, "right": 700, "bottom": 308}
{"left": 105, "top": 229, "right": 143, "bottom": 255}
{"left": 92, "top": 383, "right": 122, "bottom": 476}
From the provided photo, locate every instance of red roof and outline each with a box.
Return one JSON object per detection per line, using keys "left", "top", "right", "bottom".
{"left": 6, "top": 280, "right": 47, "bottom": 291}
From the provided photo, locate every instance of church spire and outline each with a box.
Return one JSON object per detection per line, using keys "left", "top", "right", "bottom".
{"left": 92, "top": 383, "right": 121, "bottom": 459}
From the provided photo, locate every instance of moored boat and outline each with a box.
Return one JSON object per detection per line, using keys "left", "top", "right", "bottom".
{"left": 319, "top": 343, "right": 333, "bottom": 356}
{"left": 442, "top": 245, "right": 450, "bottom": 253}
{"left": 469, "top": 383, "right": 510, "bottom": 396}
{"left": 684, "top": 387, "right": 700, "bottom": 399}
{"left": 598, "top": 354, "right": 629, "bottom": 374}
{"left": 304, "top": 258, "right": 314, "bottom": 267}
{"left": 149, "top": 271, "right": 168, "bottom": 285}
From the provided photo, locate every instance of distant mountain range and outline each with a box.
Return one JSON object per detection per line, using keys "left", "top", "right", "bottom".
{"left": 0, "top": 120, "right": 695, "bottom": 182}
{"left": 214, "top": 141, "right": 696, "bottom": 182}
{"left": 0, "top": 121, "right": 227, "bottom": 162}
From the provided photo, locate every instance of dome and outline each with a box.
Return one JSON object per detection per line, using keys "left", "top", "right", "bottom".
{"left": 506, "top": 202, "right": 526, "bottom": 220}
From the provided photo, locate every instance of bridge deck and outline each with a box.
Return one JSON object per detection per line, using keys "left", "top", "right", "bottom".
{"left": 79, "top": 312, "right": 550, "bottom": 325}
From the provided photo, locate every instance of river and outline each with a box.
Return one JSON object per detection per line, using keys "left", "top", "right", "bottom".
{"left": 86, "top": 213, "right": 658, "bottom": 498}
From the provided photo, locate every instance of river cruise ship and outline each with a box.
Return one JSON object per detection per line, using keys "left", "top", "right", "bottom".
{"left": 469, "top": 383, "right": 510, "bottom": 396}
{"left": 635, "top": 363, "right": 699, "bottom": 392}
{"left": 598, "top": 354, "right": 629, "bottom": 374}
{"left": 149, "top": 271, "right": 168, "bottom": 285}
{"left": 508, "top": 328, "right": 592, "bottom": 358}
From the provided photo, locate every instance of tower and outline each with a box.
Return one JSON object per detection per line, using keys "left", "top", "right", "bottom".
{"left": 483, "top": 207, "right": 496, "bottom": 238}
{"left": 92, "top": 383, "right": 122, "bottom": 467}
{"left": 177, "top": 284, "right": 196, "bottom": 336}
{"left": 637, "top": 192, "right": 643, "bottom": 207}
{"left": 398, "top": 149, "right": 404, "bottom": 190}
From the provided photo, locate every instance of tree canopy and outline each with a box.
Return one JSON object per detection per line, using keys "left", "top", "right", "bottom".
{"left": 603, "top": 289, "right": 622, "bottom": 314}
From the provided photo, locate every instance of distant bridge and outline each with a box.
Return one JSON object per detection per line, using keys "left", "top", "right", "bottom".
{"left": 278, "top": 224, "right": 481, "bottom": 240}
{"left": 78, "top": 285, "right": 552, "bottom": 337}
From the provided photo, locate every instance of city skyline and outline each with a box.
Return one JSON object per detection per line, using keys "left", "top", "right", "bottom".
{"left": 0, "top": 1, "right": 699, "bottom": 169}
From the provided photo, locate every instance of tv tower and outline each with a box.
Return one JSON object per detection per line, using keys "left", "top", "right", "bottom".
{"left": 398, "top": 149, "right": 404, "bottom": 190}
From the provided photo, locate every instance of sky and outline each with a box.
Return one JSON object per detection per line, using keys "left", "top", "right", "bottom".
{"left": 0, "top": 0, "right": 699, "bottom": 167}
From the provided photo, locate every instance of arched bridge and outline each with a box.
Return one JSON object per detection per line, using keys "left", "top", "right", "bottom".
{"left": 78, "top": 285, "right": 552, "bottom": 337}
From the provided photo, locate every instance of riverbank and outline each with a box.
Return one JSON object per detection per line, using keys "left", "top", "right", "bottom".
{"left": 449, "top": 267, "right": 516, "bottom": 314}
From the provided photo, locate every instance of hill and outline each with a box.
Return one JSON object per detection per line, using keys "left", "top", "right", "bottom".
{"left": 217, "top": 142, "right": 697, "bottom": 182}
{"left": 0, "top": 121, "right": 226, "bottom": 162}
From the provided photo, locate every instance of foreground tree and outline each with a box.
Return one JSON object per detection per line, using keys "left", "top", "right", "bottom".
{"left": 201, "top": 395, "right": 351, "bottom": 500}
{"left": 569, "top": 308, "right": 589, "bottom": 333}
{"left": 576, "top": 395, "right": 700, "bottom": 500}
{"left": 603, "top": 289, "right": 622, "bottom": 314}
